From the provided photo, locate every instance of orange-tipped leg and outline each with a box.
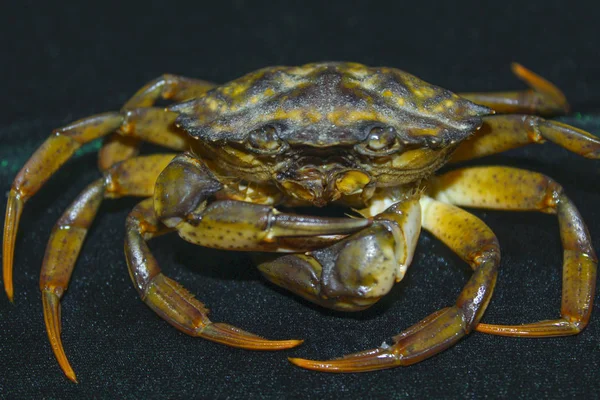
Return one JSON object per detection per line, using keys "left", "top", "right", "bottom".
{"left": 290, "top": 197, "right": 500, "bottom": 372}
{"left": 42, "top": 291, "right": 78, "bottom": 383}
{"left": 36, "top": 155, "right": 177, "bottom": 382}
{"left": 451, "top": 113, "right": 600, "bottom": 162}
{"left": 100, "top": 73, "right": 215, "bottom": 170}
{"left": 38, "top": 179, "right": 105, "bottom": 383}
{"left": 3, "top": 189, "right": 23, "bottom": 301}
{"left": 126, "top": 198, "right": 303, "bottom": 351}
{"left": 430, "top": 166, "right": 597, "bottom": 337}
{"left": 2, "top": 113, "right": 124, "bottom": 301}
{"left": 459, "top": 63, "right": 569, "bottom": 116}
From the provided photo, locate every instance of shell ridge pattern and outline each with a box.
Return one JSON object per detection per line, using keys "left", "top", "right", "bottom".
{"left": 172, "top": 63, "right": 492, "bottom": 146}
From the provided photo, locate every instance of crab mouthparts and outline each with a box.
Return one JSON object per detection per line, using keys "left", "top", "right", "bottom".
{"left": 278, "top": 166, "right": 371, "bottom": 206}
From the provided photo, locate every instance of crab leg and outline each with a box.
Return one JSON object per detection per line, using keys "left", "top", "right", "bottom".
{"left": 429, "top": 166, "right": 597, "bottom": 336}
{"left": 451, "top": 114, "right": 600, "bottom": 162}
{"left": 3, "top": 113, "right": 122, "bottom": 301}
{"left": 3, "top": 106, "right": 191, "bottom": 300}
{"left": 99, "top": 74, "right": 215, "bottom": 170}
{"left": 125, "top": 198, "right": 304, "bottom": 352}
{"left": 289, "top": 196, "right": 500, "bottom": 371}
{"left": 38, "top": 154, "right": 175, "bottom": 382}
{"left": 459, "top": 63, "right": 569, "bottom": 116}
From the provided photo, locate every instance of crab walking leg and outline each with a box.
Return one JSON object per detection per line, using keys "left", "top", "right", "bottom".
{"left": 2, "top": 107, "right": 189, "bottom": 300}
{"left": 125, "top": 198, "right": 304, "bottom": 353}
{"left": 459, "top": 63, "right": 569, "bottom": 116}
{"left": 429, "top": 166, "right": 597, "bottom": 336}
{"left": 450, "top": 114, "right": 600, "bottom": 162}
{"left": 37, "top": 154, "right": 175, "bottom": 382}
{"left": 4, "top": 113, "right": 122, "bottom": 301}
{"left": 99, "top": 74, "right": 216, "bottom": 170}
{"left": 289, "top": 197, "right": 500, "bottom": 372}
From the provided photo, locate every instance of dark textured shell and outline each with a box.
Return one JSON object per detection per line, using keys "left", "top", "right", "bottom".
{"left": 171, "top": 62, "right": 492, "bottom": 146}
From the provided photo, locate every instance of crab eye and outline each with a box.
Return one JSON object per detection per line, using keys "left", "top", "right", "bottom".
{"left": 247, "top": 125, "right": 286, "bottom": 154}
{"left": 355, "top": 126, "right": 402, "bottom": 156}
{"left": 367, "top": 126, "right": 396, "bottom": 151}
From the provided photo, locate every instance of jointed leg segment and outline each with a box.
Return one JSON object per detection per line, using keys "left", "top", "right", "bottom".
{"left": 459, "top": 63, "right": 569, "bottom": 116}
{"left": 37, "top": 154, "right": 176, "bottom": 382}
{"left": 451, "top": 114, "right": 600, "bottom": 162}
{"left": 39, "top": 147, "right": 370, "bottom": 381}
{"left": 125, "top": 198, "right": 304, "bottom": 351}
{"left": 99, "top": 74, "right": 215, "bottom": 170}
{"left": 4, "top": 73, "right": 214, "bottom": 301}
{"left": 289, "top": 197, "right": 501, "bottom": 371}
{"left": 429, "top": 166, "right": 597, "bottom": 336}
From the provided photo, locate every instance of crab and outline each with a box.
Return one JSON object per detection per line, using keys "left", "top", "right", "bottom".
{"left": 3, "top": 62, "right": 599, "bottom": 383}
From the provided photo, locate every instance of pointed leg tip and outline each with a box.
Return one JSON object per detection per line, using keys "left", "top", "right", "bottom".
{"left": 287, "top": 357, "right": 344, "bottom": 372}
{"left": 289, "top": 348, "right": 401, "bottom": 372}
{"left": 4, "top": 281, "right": 14, "bottom": 302}
{"left": 200, "top": 323, "right": 304, "bottom": 350}
{"left": 510, "top": 62, "right": 525, "bottom": 73}
{"left": 65, "top": 368, "right": 78, "bottom": 383}
{"left": 288, "top": 357, "right": 317, "bottom": 369}
{"left": 42, "top": 291, "right": 79, "bottom": 383}
{"left": 280, "top": 339, "right": 305, "bottom": 348}
{"left": 4, "top": 189, "right": 22, "bottom": 304}
{"left": 3, "top": 260, "right": 14, "bottom": 301}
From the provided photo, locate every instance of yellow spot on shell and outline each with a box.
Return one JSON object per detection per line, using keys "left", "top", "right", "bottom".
{"left": 327, "top": 109, "right": 381, "bottom": 125}
{"left": 271, "top": 109, "right": 310, "bottom": 123}
{"left": 205, "top": 98, "right": 220, "bottom": 111}
{"left": 382, "top": 90, "right": 393, "bottom": 97}
{"left": 444, "top": 100, "right": 455, "bottom": 107}
{"left": 420, "top": 87, "right": 435, "bottom": 97}
{"left": 411, "top": 127, "right": 442, "bottom": 137}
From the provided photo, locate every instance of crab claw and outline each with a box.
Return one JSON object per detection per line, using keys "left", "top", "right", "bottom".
{"left": 177, "top": 200, "right": 371, "bottom": 252}
{"left": 267, "top": 212, "right": 371, "bottom": 238}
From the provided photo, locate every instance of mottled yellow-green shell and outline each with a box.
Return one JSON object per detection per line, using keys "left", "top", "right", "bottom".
{"left": 172, "top": 62, "right": 492, "bottom": 146}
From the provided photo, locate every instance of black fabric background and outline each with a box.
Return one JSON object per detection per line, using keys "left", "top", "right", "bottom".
{"left": 1, "top": 1, "right": 600, "bottom": 398}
